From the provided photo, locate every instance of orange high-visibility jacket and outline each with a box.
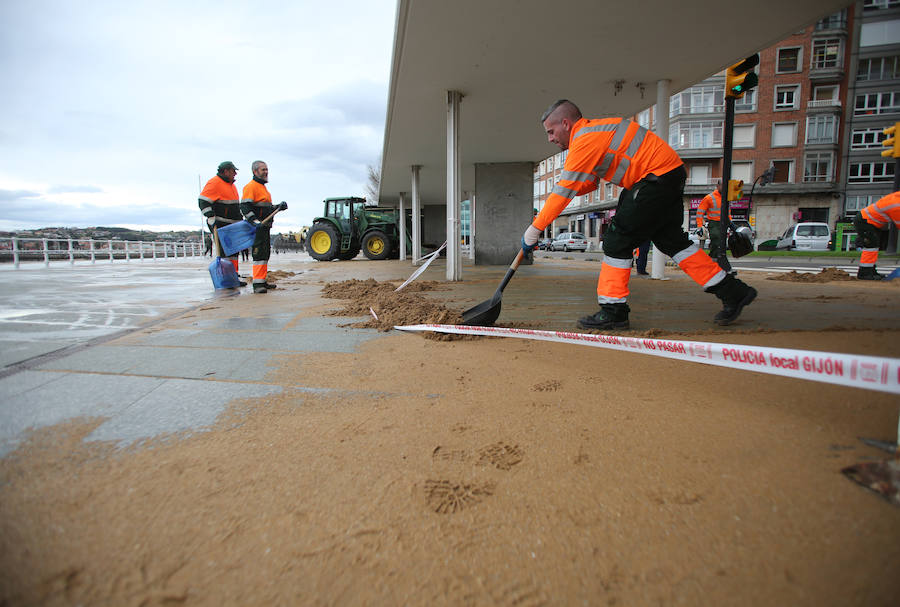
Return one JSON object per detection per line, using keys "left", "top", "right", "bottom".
{"left": 199, "top": 176, "right": 241, "bottom": 223}
{"left": 533, "top": 117, "right": 683, "bottom": 231}
{"left": 241, "top": 179, "right": 275, "bottom": 223}
{"left": 861, "top": 191, "right": 900, "bottom": 230}
{"left": 696, "top": 189, "right": 732, "bottom": 227}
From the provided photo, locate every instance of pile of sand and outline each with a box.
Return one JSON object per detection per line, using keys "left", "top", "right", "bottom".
{"left": 768, "top": 267, "right": 854, "bottom": 282}
{"left": 321, "top": 278, "right": 464, "bottom": 335}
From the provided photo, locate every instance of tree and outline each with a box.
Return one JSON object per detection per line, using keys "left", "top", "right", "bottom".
{"left": 364, "top": 157, "right": 381, "bottom": 205}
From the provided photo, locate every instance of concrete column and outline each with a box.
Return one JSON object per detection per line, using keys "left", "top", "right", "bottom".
{"left": 398, "top": 191, "right": 407, "bottom": 260}
{"left": 446, "top": 90, "right": 462, "bottom": 280}
{"left": 652, "top": 79, "right": 670, "bottom": 279}
{"left": 467, "top": 191, "right": 476, "bottom": 260}
{"left": 474, "top": 162, "right": 534, "bottom": 265}
{"left": 411, "top": 165, "right": 421, "bottom": 263}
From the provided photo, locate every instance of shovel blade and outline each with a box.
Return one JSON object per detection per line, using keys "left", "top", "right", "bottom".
{"left": 217, "top": 221, "right": 257, "bottom": 256}
{"left": 461, "top": 293, "right": 501, "bottom": 326}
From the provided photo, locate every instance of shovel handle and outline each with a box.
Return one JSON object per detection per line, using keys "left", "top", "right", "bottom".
{"left": 496, "top": 249, "right": 525, "bottom": 294}
{"left": 258, "top": 206, "right": 285, "bottom": 227}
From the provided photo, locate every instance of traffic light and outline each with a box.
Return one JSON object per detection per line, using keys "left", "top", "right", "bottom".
{"left": 726, "top": 54, "right": 760, "bottom": 99}
{"left": 727, "top": 179, "right": 744, "bottom": 201}
{"left": 882, "top": 122, "right": 900, "bottom": 158}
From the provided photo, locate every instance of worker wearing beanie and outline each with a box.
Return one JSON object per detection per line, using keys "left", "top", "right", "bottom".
{"left": 696, "top": 188, "right": 733, "bottom": 272}
{"left": 199, "top": 161, "right": 245, "bottom": 285}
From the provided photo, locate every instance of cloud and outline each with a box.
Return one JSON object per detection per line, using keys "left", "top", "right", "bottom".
{"left": 47, "top": 185, "right": 105, "bottom": 194}
{"left": 0, "top": 189, "right": 41, "bottom": 201}
{"left": 0, "top": 196, "right": 200, "bottom": 231}
{"left": 0, "top": 0, "right": 397, "bottom": 233}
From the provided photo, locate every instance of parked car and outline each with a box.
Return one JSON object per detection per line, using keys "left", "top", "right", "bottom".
{"left": 537, "top": 237, "right": 553, "bottom": 251}
{"left": 550, "top": 232, "right": 588, "bottom": 252}
{"left": 775, "top": 222, "right": 831, "bottom": 251}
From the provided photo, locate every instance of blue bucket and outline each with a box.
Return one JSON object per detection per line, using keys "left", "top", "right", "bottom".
{"left": 209, "top": 257, "right": 241, "bottom": 289}
{"left": 887, "top": 267, "right": 900, "bottom": 281}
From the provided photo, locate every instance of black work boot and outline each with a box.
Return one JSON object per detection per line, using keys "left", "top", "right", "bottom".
{"left": 253, "top": 283, "right": 268, "bottom": 294}
{"left": 857, "top": 266, "right": 884, "bottom": 281}
{"left": 264, "top": 282, "right": 278, "bottom": 289}
{"left": 706, "top": 275, "right": 757, "bottom": 326}
{"left": 577, "top": 303, "right": 630, "bottom": 330}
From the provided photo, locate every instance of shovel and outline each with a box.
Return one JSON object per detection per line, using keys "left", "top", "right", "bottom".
{"left": 461, "top": 249, "right": 525, "bottom": 326}
{"left": 217, "top": 206, "right": 285, "bottom": 257}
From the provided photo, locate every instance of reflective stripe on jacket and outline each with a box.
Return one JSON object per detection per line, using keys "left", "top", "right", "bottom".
{"left": 861, "top": 191, "right": 900, "bottom": 230}
{"left": 533, "top": 117, "right": 683, "bottom": 231}
{"left": 696, "top": 189, "right": 731, "bottom": 226}
{"left": 199, "top": 176, "right": 242, "bottom": 223}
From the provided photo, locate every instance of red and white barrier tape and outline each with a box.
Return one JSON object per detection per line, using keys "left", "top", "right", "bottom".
{"left": 394, "top": 324, "right": 900, "bottom": 395}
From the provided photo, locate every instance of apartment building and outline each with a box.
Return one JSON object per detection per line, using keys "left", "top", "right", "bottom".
{"left": 533, "top": 0, "right": 899, "bottom": 248}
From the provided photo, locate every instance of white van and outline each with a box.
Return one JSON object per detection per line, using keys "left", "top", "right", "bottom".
{"left": 775, "top": 222, "right": 832, "bottom": 251}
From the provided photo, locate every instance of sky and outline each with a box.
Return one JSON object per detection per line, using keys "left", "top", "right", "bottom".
{"left": 0, "top": 0, "right": 397, "bottom": 235}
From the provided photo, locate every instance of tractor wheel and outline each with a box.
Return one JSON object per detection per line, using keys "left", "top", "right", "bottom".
{"left": 338, "top": 245, "right": 360, "bottom": 260}
{"left": 307, "top": 223, "right": 340, "bottom": 261}
{"left": 362, "top": 230, "right": 391, "bottom": 260}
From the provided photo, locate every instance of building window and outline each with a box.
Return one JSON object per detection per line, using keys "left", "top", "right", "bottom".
{"left": 670, "top": 120, "right": 723, "bottom": 149}
{"left": 772, "top": 122, "right": 798, "bottom": 147}
{"left": 771, "top": 160, "right": 794, "bottom": 183}
{"left": 854, "top": 91, "right": 900, "bottom": 115}
{"left": 605, "top": 183, "right": 615, "bottom": 200}
{"left": 670, "top": 85, "right": 724, "bottom": 116}
{"left": 857, "top": 56, "right": 900, "bottom": 81}
{"left": 776, "top": 47, "right": 802, "bottom": 73}
{"left": 733, "top": 124, "right": 756, "bottom": 148}
{"left": 804, "top": 152, "right": 834, "bottom": 182}
{"left": 732, "top": 161, "right": 753, "bottom": 183}
{"left": 688, "top": 164, "right": 711, "bottom": 185}
{"left": 849, "top": 161, "right": 896, "bottom": 183}
{"left": 851, "top": 127, "right": 887, "bottom": 149}
{"left": 863, "top": 0, "right": 900, "bottom": 10}
{"left": 812, "top": 85, "right": 839, "bottom": 103}
{"left": 775, "top": 85, "right": 800, "bottom": 110}
{"left": 734, "top": 89, "right": 757, "bottom": 112}
{"left": 816, "top": 10, "right": 846, "bottom": 29}
{"left": 812, "top": 38, "right": 842, "bottom": 70}
{"left": 806, "top": 115, "right": 838, "bottom": 144}
{"left": 846, "top": 195, "right": 876, "bottom": 213}
{"left": 637, "top": 109, "right": 650, "bottom": 128}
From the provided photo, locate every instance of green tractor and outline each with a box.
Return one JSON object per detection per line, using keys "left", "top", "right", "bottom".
{"left": 307, "top": 197, "right": 407, "bottom": 261}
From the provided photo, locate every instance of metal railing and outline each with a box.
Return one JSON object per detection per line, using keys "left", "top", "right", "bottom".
{"left": 0, "top": 237, "right": 202, "bottom": 269}
{"left": 807, "top": 99, "right": 841, "bottom": 109}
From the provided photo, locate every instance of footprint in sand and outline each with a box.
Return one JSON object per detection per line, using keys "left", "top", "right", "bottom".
{"left": 423, "top": 479, "right": 495, "bottom": 514}
{"left": 477, "top": 442, "right": 524, "bottom": 471}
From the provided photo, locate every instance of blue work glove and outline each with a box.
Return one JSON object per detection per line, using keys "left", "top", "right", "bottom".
{"left": 521, "top": 225, "right": 541, "bottom": 255}
{"left": 521, "top": 235, "right": 536, "bottom": 255}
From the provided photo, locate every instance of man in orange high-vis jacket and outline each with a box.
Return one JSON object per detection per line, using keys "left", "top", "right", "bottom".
{"left": 696, "top": 188, "right": 734, "bottom": 273}
{"left": 853, "top": 190, "right": 900, "bottom": 280}
{"left": 522, "top": 100, "right": 757, "bottom": 329}
{"left": 240, "top": 160, "right": 287, "bottom": 294}
{"left": 199, "top": 161, "right": 246, "bottom": 286}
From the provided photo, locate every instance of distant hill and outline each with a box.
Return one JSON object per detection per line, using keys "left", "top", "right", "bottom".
{"left": 0, "top": 227, "right": 202, "bottom": 241}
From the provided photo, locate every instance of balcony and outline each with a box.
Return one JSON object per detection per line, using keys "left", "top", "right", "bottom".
{"left": 684, "top": 178, "right": 722, "bottom": 196}
{"left": 807, "top": 99, "right": 842, "bottom": 112}
{"left": 674, "top": 146, "right": 724, "bottom": 159}
{"left": 809, "top": 62, "right": 844, "bottom": 82}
